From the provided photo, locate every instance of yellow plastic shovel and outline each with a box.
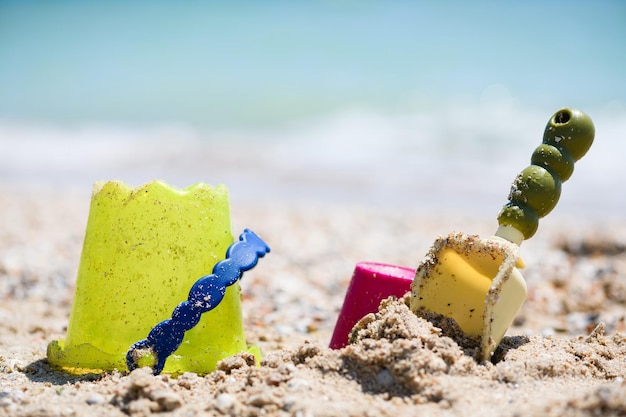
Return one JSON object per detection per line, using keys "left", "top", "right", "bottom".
{"left": 410, "top": 108, "right": 595, "bottom": 361}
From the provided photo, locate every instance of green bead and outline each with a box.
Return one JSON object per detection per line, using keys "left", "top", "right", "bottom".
{"left": 497, "top": 202, "right": 539, "bottom": 240}
{"left": 543, "top": 108, "right": 595, "bottom": 161}
{"left": 509, "top": 165, "right": 561, "bottom": 218}
{"left": 498, "top": 108, "right": 594, "bottom": 242}
{"left": 531, "top": 144, "right": 575, "bottom": 182}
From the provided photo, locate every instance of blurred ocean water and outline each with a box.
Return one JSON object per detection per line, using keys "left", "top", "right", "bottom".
{"left": 0, "top": 1, "right": 624, "bottom": 216}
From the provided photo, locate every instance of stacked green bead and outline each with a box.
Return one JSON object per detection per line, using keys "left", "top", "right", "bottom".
{"left": 497, "top": 108, "right": 595, "bottom": 240}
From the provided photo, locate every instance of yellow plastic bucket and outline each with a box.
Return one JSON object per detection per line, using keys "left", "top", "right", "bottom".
{"left": 47, "top": 180, "right": 260, "bottom": 375}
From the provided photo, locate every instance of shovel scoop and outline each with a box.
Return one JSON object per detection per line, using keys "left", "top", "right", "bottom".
{"left": 410, "top": 107, "right": 595, "bottom": 361}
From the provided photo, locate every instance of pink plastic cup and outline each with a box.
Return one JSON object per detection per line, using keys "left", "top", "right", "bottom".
{"left": 329, "top": 262, "right": 415, "bottom": 349}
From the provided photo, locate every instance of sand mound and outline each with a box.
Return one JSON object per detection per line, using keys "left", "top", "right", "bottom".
{"left": 103, "top": 296, "right": 625, "bottom": 416}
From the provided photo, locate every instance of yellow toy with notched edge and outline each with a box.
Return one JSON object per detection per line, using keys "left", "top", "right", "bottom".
{"left": 411, "top": 108, "right": 595, "bottom": 361}
{"left": 47, "top": 180, "right": 260, "bottom": 375}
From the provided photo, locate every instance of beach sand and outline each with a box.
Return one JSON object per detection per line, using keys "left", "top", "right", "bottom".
{"left": 0, "top": 185, "right": 624, "bottom": 416}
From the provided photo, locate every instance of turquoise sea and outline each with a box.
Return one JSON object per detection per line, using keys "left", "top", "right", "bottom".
{"left": 1, "top": 1, "right": 625, "bottom": 216}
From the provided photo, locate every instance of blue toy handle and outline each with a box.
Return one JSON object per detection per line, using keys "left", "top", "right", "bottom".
{"left": 126, "top": 229, "right": 270, "bottom": 374}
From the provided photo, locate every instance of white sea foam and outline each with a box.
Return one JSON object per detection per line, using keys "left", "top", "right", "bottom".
{"left": 1, "top": 102, "right": 624, "bottom": 217}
